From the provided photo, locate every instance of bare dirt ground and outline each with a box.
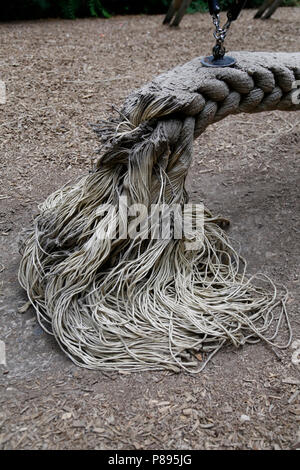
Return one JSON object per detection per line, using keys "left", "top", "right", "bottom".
{"left": 0, "top": 8, "right": 300, "bottom": 450}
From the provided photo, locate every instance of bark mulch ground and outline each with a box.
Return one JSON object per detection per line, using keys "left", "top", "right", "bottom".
{"left": 0, "top": 8, "right": 299, "bottom": 449}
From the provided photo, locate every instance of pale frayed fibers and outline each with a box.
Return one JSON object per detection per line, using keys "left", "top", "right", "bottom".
{"left": 19, "top": 52, "right": 300, "bottom": 372}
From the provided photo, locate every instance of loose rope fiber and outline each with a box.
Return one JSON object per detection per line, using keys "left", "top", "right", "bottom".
{"left": 19, "top": 52, "right": 300, "bottom": 372}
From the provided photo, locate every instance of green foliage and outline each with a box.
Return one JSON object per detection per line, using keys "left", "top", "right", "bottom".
{"left": 282, "top": 0, "right": 300, "bottom": 5}
{"left": 57, "top": 0, "right": 79, "bottom": 19}
{"left": 187, "top": 0, "right": 208, "bottom": 13}
{"left": 0, "top": 0, "right": 112, "bottom": 20}
{"left": 88, "top": 0, "right": 111, "bottom": 18}
{"left": 56, "top": 0, "right": 111, "bottom": 19}
{"left": 0, "top": 0, "right": 298, "bottom": 21}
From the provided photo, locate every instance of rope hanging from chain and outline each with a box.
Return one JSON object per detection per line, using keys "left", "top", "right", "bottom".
{"left": 201, "top": 0, "right": 248, "bottom": 67}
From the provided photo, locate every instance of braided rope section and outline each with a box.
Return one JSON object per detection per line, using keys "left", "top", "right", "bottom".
{"left": 19, "top": 52, "right": 300, "bottom": 372}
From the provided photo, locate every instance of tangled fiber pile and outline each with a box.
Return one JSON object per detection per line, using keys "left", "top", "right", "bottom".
{"left": 19, "top": 52, "right": 300, "bottom": 372}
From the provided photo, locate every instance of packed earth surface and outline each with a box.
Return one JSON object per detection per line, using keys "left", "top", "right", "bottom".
{"left": 0, "top": 8, "right": 300, "bottom": 450}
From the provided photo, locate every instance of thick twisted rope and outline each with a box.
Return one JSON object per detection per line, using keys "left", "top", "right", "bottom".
{"left": 19, "top": 52, "right": 300, "bottom": 372}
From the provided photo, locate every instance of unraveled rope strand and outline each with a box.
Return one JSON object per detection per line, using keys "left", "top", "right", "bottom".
{"left": 19, "top": 52, "right": 299, "bottom": 372}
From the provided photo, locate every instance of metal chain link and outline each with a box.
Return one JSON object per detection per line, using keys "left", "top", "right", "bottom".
{"left": 211, "top": 14, "right": 232, "bottom": 60}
